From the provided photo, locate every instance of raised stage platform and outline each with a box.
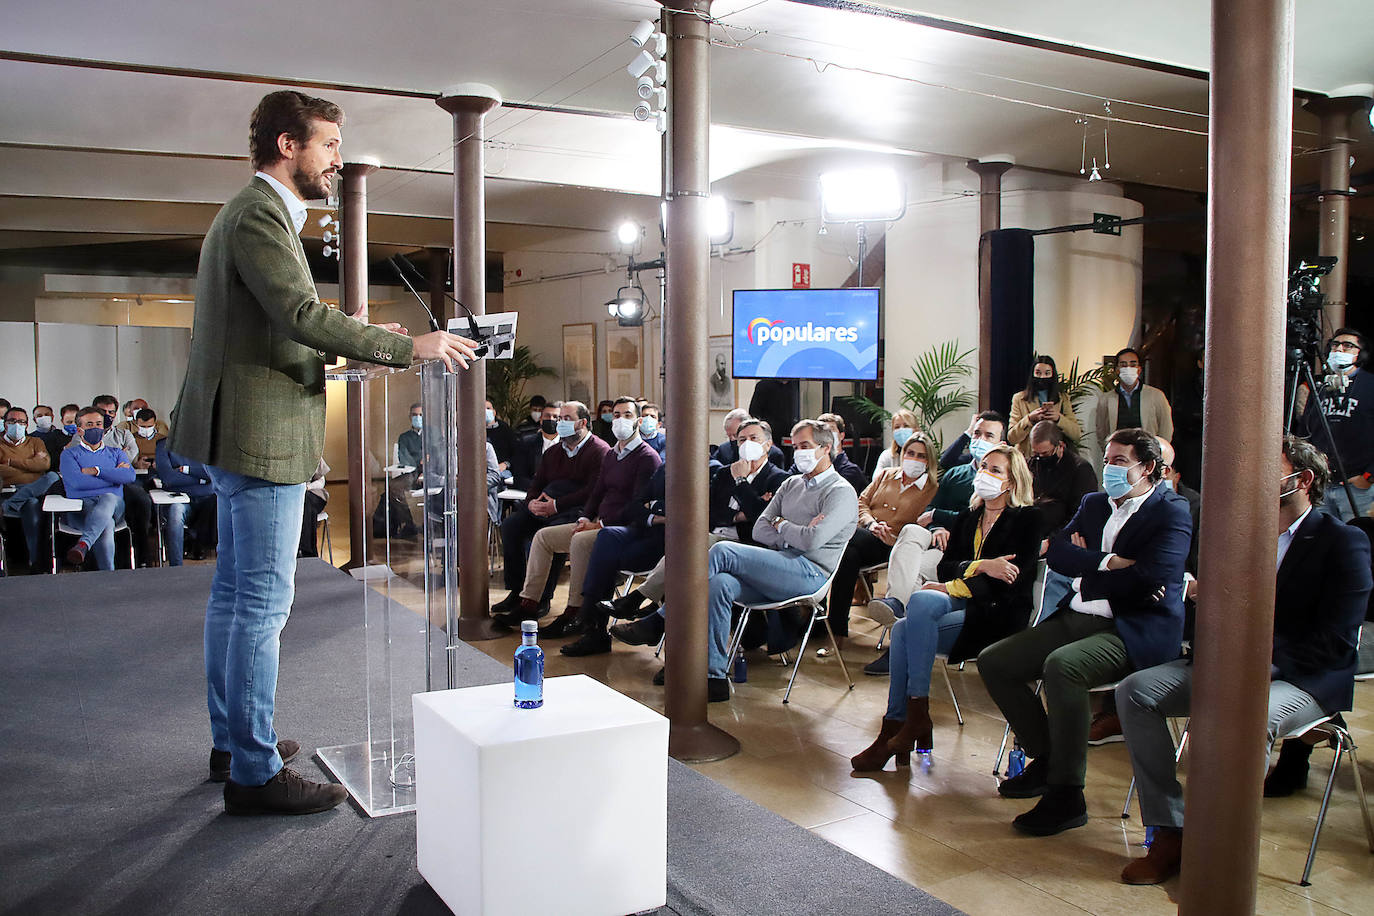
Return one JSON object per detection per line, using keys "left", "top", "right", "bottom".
{"left": 0, "top": 560, "right": 962, "bottom": 916}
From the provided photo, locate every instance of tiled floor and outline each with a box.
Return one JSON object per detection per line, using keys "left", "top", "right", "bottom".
{"left": 314, "top": 511, "right": 1374, "bottom": 914}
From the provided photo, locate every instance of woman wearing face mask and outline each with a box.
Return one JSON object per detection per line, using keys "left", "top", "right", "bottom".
{"left": 851, "top": 444, "right": 1041, "bottom": 768}
{"left": 871, "top": 409, "right": 921, "bottom": 482}
{"left": 824, "top": 433, "right": 940, "bottom": 653}
{"left": 1007, "top": 356, "right": 1081, "bottom": 458}
{"left": 591, "top": 400, "right": 616, "bottom": 444}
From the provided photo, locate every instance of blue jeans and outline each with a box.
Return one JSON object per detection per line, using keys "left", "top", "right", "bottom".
{"left": 701, "top": 541, "right": 829, "bottom": 679}
{"left": 3, "top": 471, "right": 58, "bottom": 564}
{"left": 163, "top": 501, "right": 188, "bottom": 567}
{"left": 68, "top": 491, "right": 125, "bottom": 571}
{"left": 204, "top": 466, "right": 306, "bottom": 786}
{"left": 886, "top": 590, "right": 966, "bottom": 719}
{"left": 1321, "top": 482, "right": 1373, "bottom": 521}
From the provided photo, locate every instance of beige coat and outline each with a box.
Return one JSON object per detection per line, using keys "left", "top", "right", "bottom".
{"left": 1094, "top": 383, "right": 1174, "bottom": 444}
{"left": 1006, "top": 390, "right": 1083, "bottom": 456}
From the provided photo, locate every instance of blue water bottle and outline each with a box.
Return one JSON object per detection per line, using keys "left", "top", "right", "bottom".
{"left": 514, "top": 620, "right": 544, "bottom": 708}
{"left": 1006, "top": 744, "right": 1026, "bottom": 779}
{"left": 732, "top": 652, "right": 748, "bottom": 683}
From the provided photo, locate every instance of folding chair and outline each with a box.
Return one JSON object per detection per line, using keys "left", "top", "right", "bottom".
{"left": 148, "top": 489, "right": 190, "bottom": 566}
{"left": 317, "top": 510, "right": 334, "bottom": 565}
{"left": 45, "top": 494, "right": 133, "bottom": 572}
{"left": 725, "top": 566, "right": 853, "bottom": 704}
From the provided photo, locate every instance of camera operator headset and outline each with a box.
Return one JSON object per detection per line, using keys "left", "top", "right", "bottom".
{"left": 1299, "top": 327, "right": 1374, "bottom": 520}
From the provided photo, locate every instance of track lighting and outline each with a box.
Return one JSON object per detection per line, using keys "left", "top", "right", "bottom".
{"left": 633, "top": 100, "right": 653, "bottom": 121}
{"left": 636, "top": 75, "right": 655, "bottom": 99}
{"left": 630, "top": 20, "right": 655, "bottom": 48}
{"left": 627, "top": 50, "right": 655, "bottom": 79}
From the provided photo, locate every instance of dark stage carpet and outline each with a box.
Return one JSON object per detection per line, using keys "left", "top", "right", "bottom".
{"left": 0, "top": 561, "right": 962, "bottom": 916}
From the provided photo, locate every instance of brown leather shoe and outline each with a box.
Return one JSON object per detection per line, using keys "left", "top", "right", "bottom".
{"left": 1121, "top": 827, "right": 1183, "bottom": 885}
{"left": 850, "top": 717, "right": 910, "bottom": 771}
{"left": 224, "top": 766, "right": 348, "bottom": 816}
{"left": 209, "top": 739, "right": 301, "bottom": 783}
{"left": 1088, "top": 711, "right": 1124, "bottom": 745}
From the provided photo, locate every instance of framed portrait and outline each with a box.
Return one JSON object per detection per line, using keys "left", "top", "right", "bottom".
{"left": 562, "top": 323, "right": 597, "bottom": 407}
{"left": 708, "top": 335, "right": 735, "bottom": 411}
{"left": 605, "top": 321, "right": 644, "bottom": 398}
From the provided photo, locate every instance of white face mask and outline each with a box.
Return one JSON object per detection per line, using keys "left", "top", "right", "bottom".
{"left": 35, "top": 415, "right": 53, "bottom": 431}
{"left": 531, "top": 410, "right": 542, "bottom": 423}
{"left": 136, "top": 425, "right": 158, "bottom": 439}
{"left": 793, "top": 446, "right": 820, "bottom": 474}
{"left": 972, "top": 469, "right": 1007, "bottom": 501}
{"left": 611, "top": 416, "right": 637, "bottom": 441}
{"left": 1118, "top": 366, "right": 1140, "bottom": 387}
{"left": 738, "top": 439, "right": 766, "bottom": 463}
{"left": 901, "top": 458, "right": 926, "bottom": 480}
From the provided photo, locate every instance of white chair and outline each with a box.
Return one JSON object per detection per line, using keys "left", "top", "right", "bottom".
{"left": 148, "top": 489, "right": 190, "bottom": 566}
{"left": 725, "top": 567, "right": 853, "bottom": 704}
{"left": 316, "top": 510, "right": 334, "bottom": 564}
{"left": 44, "top": 494, "right": 133, "bottom": 572}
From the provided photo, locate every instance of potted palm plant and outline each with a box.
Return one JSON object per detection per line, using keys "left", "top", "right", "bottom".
{"left": 843, "top": 339, "right": 976, "bottom": 459}
{"left": 486, "top": 345, "right": 557, "bottom": 426}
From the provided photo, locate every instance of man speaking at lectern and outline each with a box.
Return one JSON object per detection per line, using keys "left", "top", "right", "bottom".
{"left": 171, "top": 90, "right": 477, "bottom": 816}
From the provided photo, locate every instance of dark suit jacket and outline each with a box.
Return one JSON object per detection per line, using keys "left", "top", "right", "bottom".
{"left": 1272, "top": 510, "right": 1372, "bottom": 713}
{"left": 711, "top": 439, "right": 786, "bottom": 469}
{"left": 709, "top": 461, "right": 792, "bottom": 544}
{"left": 937, "top": 505, "right": 1043, "bottom": 663}
{"left": 1047, "top": 485, "right": 1193, "bottom": 670}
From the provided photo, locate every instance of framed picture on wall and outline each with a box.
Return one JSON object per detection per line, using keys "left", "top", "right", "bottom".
{"left": 562, "top": 322, "right": 597, "bottom": 406}
{"left": 708, "top": 335, "right": 735, "bottom": 411}
{"left": 605, "top": 321, "right": 644, "bottom": 399}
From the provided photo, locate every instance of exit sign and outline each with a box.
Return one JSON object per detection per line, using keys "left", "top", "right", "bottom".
{"left": 792, "top": 263, "right": 811, "bottom": 288}
{"left": 1092, "top": 213, "right": 1122, "bottom": 236}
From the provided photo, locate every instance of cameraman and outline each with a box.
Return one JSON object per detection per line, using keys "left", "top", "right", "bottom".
{"left": 1300, "top": 328, "right": 1374, "bottom": 520}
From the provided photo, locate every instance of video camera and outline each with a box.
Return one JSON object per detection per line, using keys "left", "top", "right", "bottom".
{"left": 1285, "top": 256, "right": 1338, "bottom": 367}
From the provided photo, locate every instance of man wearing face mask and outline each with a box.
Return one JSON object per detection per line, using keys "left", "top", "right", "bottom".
{"left": 91, "top": 394, "right": 154, "bottom": 567}
{"left": 793, "top": 413, "right": 866, "bottom": 493}
{"left": 978, "top": 427, "right": 1191, "bottom": 837}
{"left": 492, "top": 400, "right": 610, "bottom": 620}
{"left": 1299, "top": 328, "right": 1374, "bottom": 521}
{"left": 638, "top": 403, "right": 667, "bottom": 456}
{"left": 1, "top": 406, "right": 60, "bottom": 572}
{"left": 516, "top": 395, "right": 548, "bottom": 437}
{"left": 510, "top": 397, "right": 661, "bottom": 649}
{"left": 374, "top": 403, "right": 423, "bottom": 539}
{"left": 38, "top": 404, "right": 77, "bottom": 462}
{"left": 1028, "top": 421, "right": 1099, "bottom": 539}
{"left": 130, "top": 408, "right": 166, "bottom": 470}
{"left": 484, "top": 397, "right": 516, "bottom": 472}
{"left": 711, "top": 408, "right": 786, "bottom": 469}
{"left": 1092, "top": 348, "right": 1173, "bottom": 466}
{"left": 510, "top": 401, "right": 562, "bottom": 490}
{"left": 1112, "top": 436, "right": 1370, "bottom": 885}
{"left": 119, "top": 398, "right": 169, "bottom": 437}
{"left": 59, "top": 407, "right": 136, "bottom": 571}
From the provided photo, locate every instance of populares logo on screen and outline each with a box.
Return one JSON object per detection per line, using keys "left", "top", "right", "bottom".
{"left": 746, "top": 317, "right": 860, "bottom": 345}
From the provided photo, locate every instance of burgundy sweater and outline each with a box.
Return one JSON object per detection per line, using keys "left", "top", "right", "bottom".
{"left": 529, "top": 433, "right": 612, "bottom": 513}
{"left": 583, "top": 439, "right": 663, "bottom": 526}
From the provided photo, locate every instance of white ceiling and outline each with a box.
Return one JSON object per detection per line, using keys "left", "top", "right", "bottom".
{"left": 0, "top": 0, "right": 1370, "bottom": 255}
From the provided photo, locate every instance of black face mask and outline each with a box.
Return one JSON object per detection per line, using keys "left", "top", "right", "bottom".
{"left": 1033, "top": 381, "right": 1052, "bottom": 396}
{"left": 540, "top": 418, "right": 558, "bottom": 435}
{"left": 1032, "top": 452, "right": 1060, "bottom": 473}
{"left": 102, "top": 412, "right": 114, "bottom": 429}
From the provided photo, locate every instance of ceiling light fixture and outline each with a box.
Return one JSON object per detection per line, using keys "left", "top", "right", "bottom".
{"left": 627, "top": 50, "right": 656, "bottom": 79}
{"left": 818, "top": 167, "right": 907, "bottom": 223}
{"left": 630, "top": 20, "right": 655, "bottom": 47}
{"left": 606, "top": 285, "right": 646, "bottom": 326}
{"left": 636, "top": 75, "right": 656, "bottom": 99}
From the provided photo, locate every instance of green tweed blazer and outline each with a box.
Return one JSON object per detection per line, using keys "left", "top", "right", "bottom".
{"left": 170, "top": 177, "right": 413, "bottom": 484}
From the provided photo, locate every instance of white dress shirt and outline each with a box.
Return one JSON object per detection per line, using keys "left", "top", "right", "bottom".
{"left": 1276, "top": 506, "right": 1312, "bottom": 568}
{"left": 1070, "top": 483, "right": 1157, "bottom": 618}
{"left": 255, "top": 170, "right": 308, "bottom": 235}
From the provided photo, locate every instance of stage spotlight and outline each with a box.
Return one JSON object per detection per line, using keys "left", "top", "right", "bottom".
{"left": 627, "top": 50, "right": 656, "bottom": 79}
{"left": 633, "top": 100, "right": 653, "bottom": 121}
{"left": 708, "top": 196, "right": 734, "bottom": 246}
{"left": 606, "top": 286, "right": 646, "bottom": 326}
{"left": 616, "top": 221, "right": 642, "bottom": 249}
{"left": 630, "top": 19, "right": 655, "bottom": 47}
{"left": 637, "top": 75, "right": 655, "bottom": 99}
{"left": 818, "top": 167, "right": 907, "bottom": 223}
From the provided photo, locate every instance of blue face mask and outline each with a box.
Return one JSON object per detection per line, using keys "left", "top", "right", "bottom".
{"left": 600, "top": 412, "right": 613, "bottom": 423}
{"left": 485, "top": 408, "right": 495, "bottom": 425}
{"left": 410, "top": 415, "right": 422, "bottom": 431}
{"left": 81, "top": 427, "right": 105, "bottom": 446}
{"left": 5, "top": 422, "right": 24, "bottom": 441}
{"left": 639, "top": 416, "right": 659, "bottom": 438}
{"left": 1102, "top": 462, "right": 1139, "bottom": 500}
{"left": 64, "top": 423, "right": 79, "bottom": 435}
{"left": 968, "top": 437, "right": 994, "bottom": 463}
{"left": 892, "top": 427, "right": 914, "bottom": 448}
{"left": 555, "top": 419, "right": 577, "bottom": 438}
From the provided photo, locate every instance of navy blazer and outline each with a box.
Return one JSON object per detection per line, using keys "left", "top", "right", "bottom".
{"left": 709, "top": 461, "right": 792, "bottom": 544}
{"left": 1047, "top": 485, "right": 1193, "bottom": 670}
{"left": 1272, "top": 510, "right": 1372, "bottom": 713}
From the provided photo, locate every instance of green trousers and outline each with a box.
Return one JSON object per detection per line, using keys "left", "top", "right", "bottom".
{"left": 977, "top": 610, "right": 1133, "bottom": 787}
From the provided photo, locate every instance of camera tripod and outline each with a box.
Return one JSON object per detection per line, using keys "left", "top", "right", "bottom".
{"left": 1284, "top": 354, "right": 1358, "bottom": 517}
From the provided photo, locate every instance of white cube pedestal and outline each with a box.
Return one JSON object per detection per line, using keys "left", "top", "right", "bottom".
{"left": 413, "top": 674, "right": 668, "bottom": 916}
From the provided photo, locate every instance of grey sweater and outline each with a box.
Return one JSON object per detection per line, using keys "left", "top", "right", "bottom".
{"left": 752, "top": 467, "right": 859, "bottom": 575}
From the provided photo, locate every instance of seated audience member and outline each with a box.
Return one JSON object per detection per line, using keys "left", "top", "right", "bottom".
{"left": 154, "top": 436, "right": 216, "bottom": 564}
{"left": 795, "top": 413, "right": 866, "bottom": 493}
{"left": 591, "top": 399, "right": 616, "bottom": 444}
{"left": 638, "top": 402, "right": 667, "bottom": 455}
{"left": 652, "top": 420, "right": 859, "bottom": 701}
{"left": 0, "top": 398, "right": 10, "bottom": 417}
{"left": 852, "top": 445, "right": 1041, "bottom": 768}
{"left": 491, "top": 401, "right": 610, "bottom": 617}
{"left": 119, "top": 398, "right": 169, "bottom": 436}
{"left": 39, "top": 403, "right": 79, "bottom": 459}
{"left": 1008, "top": 356, "right": 1082, "bottom": 457}
{"left": 871, "top": 409, "right": 921, "bottom": 482}
{"left": 371, "top": 402, "right": 423, "bottom": 538}
{"left": 500, "top": 398, "right": 661, "bottom": 642}
{"left": 91, "top": 393, "right": 154, "bottom": 566}
{"left": 928, "top": 413, "right": 1006, "bottom": 527}
{"left": 2, "top": 406, "right": 60, "bottom": 571}
{"left": 1028, "top": 420, "right": 1098, "bottom": 538}
{"left": 938, "top": 410, "right": 1008, "bottom": 471}
{"left": 31, "top": 404, "right": 55, "bottom": 436}
{"left": 712, "top": 407, "right": 785, "bottom": 469}
{"left": 509, "top": 400, "right": 562, "bottom": 490}
{"left": 515, "top": 394, "right": 547, "bottom": 436}
{"left": 1094, "top": 347, "right": 1173, "bottom": 448}
{"left": 299, "top": 459, "right": 329, "bottom": 558}
{"left": 1114, "top": 436, "right": 1370, "bottom": 885}
{"left": 60, "top": 407, "right": 136, "bottom": 570}
{"left": 825, "top": 432, "right": 940, "bottom": 650}
{"left": 562, "top": 464, "right": 668, "bottom": 650}
{"left": 398, "top": 402, "right": 423, "bottom": 470}
{"left": 120, "top": 399, "right": 138, "bottom": 427}
{"left": 978, "top": 428, "right": 1191, "bottom": 836}
{"left": 484, "top": 398, "right": 517, "bottom": 471}
{"left": 131, "top": 408, "right": 166, "bottom": 470}
{"left": 607, "top": 418, "right": 791, "bottom": 633}
{"left": 1157, "top": 438, "right": 1199, "bottom": 576}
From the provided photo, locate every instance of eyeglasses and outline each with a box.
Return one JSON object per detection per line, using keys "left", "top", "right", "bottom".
{"left": 1331, "top": 340, "right": 1361, "bottom": 352}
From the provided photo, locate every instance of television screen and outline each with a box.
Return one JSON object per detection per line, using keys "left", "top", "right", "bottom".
{"left": 732, "top": 288, "right": 880, "bottom": 381}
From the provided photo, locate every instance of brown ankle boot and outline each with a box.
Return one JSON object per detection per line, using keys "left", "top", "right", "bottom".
{"left": 1121, "top": 827, "right": 1183, "bottom": 885}
{"left": 850, "top": 718, "right": 910, "bottom": 771}
{"left": 889, "top": 697, "right": 934, "bottom": 754}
